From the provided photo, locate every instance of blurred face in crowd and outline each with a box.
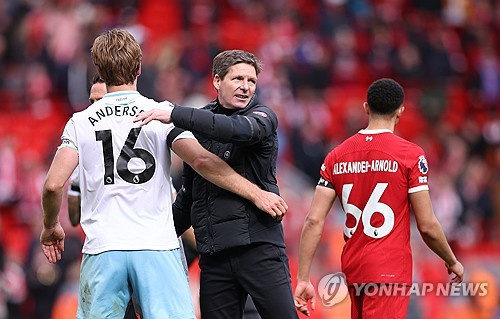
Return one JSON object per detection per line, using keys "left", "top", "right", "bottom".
{"left": 89, "top": 82, "right": 107, "bottom": 104}
{"left": 213, "top": 63, "right": 257, "bottom": 110}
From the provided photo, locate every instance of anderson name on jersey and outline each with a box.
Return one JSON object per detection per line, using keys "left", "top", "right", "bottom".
{"left": 59, "top": 91, "right": 194, "bottom": 255}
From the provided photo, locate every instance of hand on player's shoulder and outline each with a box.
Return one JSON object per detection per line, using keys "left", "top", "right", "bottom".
{"left": 134, "top": 107, "right": 173, "bottom": 125}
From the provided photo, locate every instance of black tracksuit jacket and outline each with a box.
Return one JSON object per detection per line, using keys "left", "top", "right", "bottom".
{"left": 170, "top": 98, "right": 285, "bottom": 255}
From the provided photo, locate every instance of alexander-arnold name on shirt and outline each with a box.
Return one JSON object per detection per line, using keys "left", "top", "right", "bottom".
{"left": 333, "top": 160, "right": 398, "bottom": 175}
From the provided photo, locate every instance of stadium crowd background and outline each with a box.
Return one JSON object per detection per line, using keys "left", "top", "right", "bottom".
{"left": 0, "top": 0, "right": 499, "bottom": 318}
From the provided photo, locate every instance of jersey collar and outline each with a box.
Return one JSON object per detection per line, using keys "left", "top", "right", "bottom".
{"left": 105, "top": 91, "right": 140, "bottom": 98}
{"left": 358, "top": 129, "right": 393, "bottom": 134}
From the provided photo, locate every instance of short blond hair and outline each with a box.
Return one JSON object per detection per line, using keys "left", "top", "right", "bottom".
{"left": 91, "top": 29, "right": 142, "bottom": 86}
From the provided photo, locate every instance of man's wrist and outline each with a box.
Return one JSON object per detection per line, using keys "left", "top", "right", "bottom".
{"left": 297, "top": 273, "right": 310, "bottom": 282}
{"left": 43, "top": 216, "right": 59, "bottom": 229}
{"left": 297, "top": 278, "right": 310, "bottom": 284}
{"left": 246, "top": 183, "right": 261, "bottom": 203}
{"left": 446, "top": 259, "right": 458, "bottom": 267}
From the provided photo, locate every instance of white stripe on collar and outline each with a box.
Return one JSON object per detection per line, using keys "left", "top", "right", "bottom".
{"left": 358, "top": 129, "right": 393, "bottom": 134}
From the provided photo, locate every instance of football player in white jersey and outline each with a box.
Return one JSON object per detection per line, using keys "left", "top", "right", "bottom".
{"left": 67, "top": 74, "right": 144, "bottom": 319}
{"left": 40, "top": 29, "right": 288, "bottom": 319}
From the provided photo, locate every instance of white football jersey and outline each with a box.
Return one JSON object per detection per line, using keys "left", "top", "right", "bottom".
{"left": 60, "top": 91, "right": 194, "bottom": 254}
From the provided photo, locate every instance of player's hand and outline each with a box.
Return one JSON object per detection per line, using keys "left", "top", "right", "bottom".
{"left": 254, "top": 190, "right": 288, "bottom": 221}
{"left": 40, "top": 222, "right": 65, "bottom": 264}
{"left": 446, "top": 260, "right": 464, "bottom": 284}
{"left": 294, "top": 280, "right": 316, "bottom": 317}
{"left": 134, "top": 108, "right": 173, "bottom": 126}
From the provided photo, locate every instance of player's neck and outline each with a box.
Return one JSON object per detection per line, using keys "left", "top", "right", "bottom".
{"left": 106, "top": 83, "right": 137, "bottom": 93}
{"left": 365, "top": 118, "right": 396, "bottom": 132}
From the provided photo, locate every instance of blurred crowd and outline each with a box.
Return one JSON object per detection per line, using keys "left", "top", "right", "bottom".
{"left": 0, "top": 0, "right": 499, "bottom": 318}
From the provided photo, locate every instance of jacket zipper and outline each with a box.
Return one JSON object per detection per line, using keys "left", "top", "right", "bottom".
{"left": 206, "top": 139, "right": 217, "bottom": 254}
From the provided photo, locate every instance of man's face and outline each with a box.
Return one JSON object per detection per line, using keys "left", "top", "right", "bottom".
{"left": 213, "top": 63, "right": 257, "bottom": 110}
{"left": 89, "top": 82, "right": 107, "bottom": 104}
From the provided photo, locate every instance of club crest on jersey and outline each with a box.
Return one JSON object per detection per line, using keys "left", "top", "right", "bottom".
{"left": 252, "top": 111, "right": 268, "bottom": 118}
{"left": 418, "top": 155, "right": 428, "bottom": 174}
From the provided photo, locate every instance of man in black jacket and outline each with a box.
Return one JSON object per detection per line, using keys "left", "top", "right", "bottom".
{"left": 135, "top": 50, "right": 298, "bottom": 319}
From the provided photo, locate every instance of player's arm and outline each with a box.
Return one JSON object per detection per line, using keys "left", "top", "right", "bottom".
{"left": 173, "top": 163, "right": 194, "bottom": 236}
{"left": 171, "top": 137, "right": 287, "bottom": 219}
{"left": 170, "top": 105, "right": 277, "bottom": 145}
{"left": 295, "top": 185, "right": 337, "bottom": 317}
{"left": 181, "top": 227, "right": 196, "bottom": 250}
{"left": 136, "top": 105, "right": 278, "bottom": 145}
{"left": 67, "top": 194, "right": 81, "bottom": 227}
{"left": 41, "top": 147, "right": 78, "bottom": 264}
{"left": 410, "top": 190, "right": 464, "bottom": 283}
{"left": 67, "top": 173, "right": 81, "bottom": 227}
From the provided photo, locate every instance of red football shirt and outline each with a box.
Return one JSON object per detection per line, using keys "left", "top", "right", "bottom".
{"left": 319, "top": 129, "right": 430, "bottom": 285}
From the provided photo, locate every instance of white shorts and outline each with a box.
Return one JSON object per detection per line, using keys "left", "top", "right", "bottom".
{"left": 77, "top": 249, "right": 195, "bottom": 319}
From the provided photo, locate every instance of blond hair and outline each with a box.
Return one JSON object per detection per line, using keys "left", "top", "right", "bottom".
{"left": 91, "top": 29, "right": 142, "bottom": 86}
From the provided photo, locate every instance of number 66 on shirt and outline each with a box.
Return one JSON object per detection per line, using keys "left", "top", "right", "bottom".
{"left": 342, "top": 182, "right": 394, "bottom": 239}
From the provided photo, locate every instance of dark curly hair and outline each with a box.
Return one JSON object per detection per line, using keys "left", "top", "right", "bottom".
{"left": 367, "top": 78, "right": 404, "bottom": 115}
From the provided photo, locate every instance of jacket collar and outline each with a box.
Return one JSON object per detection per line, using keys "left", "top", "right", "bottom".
{"left": 207, "top": 93, "right": 259, "bottom": 114}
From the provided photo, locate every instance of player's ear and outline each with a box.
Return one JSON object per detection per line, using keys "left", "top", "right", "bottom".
{"left": 398, "top": 105, "right": 405, "bottom": 116}
{"left": 395, "top": 105, "right": 404, "bottom": 124}
{"left": 363, "top": 102, "right": 370, "bottom": 115}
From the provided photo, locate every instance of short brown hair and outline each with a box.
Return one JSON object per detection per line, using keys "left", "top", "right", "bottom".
{"left": 91, "top": 29, "right": 142, "bottom": 86}
{"left": 212, "top": 50, "right": 263, "bottom": 79}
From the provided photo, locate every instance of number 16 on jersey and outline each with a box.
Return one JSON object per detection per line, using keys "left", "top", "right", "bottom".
{"left": 95, "top": 128, "right": 156, "bottom": 185}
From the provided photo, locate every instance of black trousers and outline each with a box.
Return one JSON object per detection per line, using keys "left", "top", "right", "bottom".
{"left": 123, "top": 299, "right": 137, "bottom": 319}
{"left": 199, "top": 243, "right": 299, "bottom": 319}
{"left": 123, "top": 295, "right": 141, "bottom": 319}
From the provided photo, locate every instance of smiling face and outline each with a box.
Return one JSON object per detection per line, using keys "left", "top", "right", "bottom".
{"left": 213, "top": 63, "right": 257, "bottom": 110}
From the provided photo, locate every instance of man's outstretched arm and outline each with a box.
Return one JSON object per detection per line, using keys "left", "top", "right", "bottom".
{"left": 41, "top": 147, "right": 78, "bottom": 263}
{"left": 295, "top": 185, "right": 337, "bottom": 317}
{"left": 171, "top": 137, "right": 288, "bottom": 220}
{"left": 410, "top": 190, "right": 464, "bottom": 283}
